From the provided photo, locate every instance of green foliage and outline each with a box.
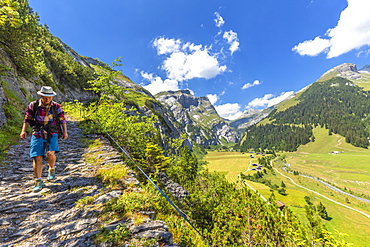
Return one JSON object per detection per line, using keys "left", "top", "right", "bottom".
{"left": 317, "top": 202, "right": 329, "bottom": 220}
{"left": 0, "top": 0, "right": 25, "bottom": 28}
{"left": 94, "top": 224, "right": 131, "bottom": 245}
{"left": 240, "top": 123, "right": 313, "bottom": 152}
{"left": 0, "top": 0, "right": 94, "bottom": 88}
{"left": 75, "top": 196, "right": 95, "bottom": 208}
{"left": 168, "top": 146, "right": 199, "bottom": 185}
{"left": 66, "top": 60, "right": 169, "bottom": 182}
{"left": 43, "top": 38, "right": 94, "bottom": 90}
{"left": 241, "top": 77, "right": 370, "bottom": 151}
{"left": 0, "top": 80, "right": 25, "bottom": 160}
{"left": 97, "top": 163, "right": 128, "bottom": 188}
{"left": 272, "top": 78, "right": 370, "bottom": 148}
{"left": 144, "top": 142, "right": 171, "bottom": 174}
{"left": 106, "top": 191, "right": 155, "bottom": 214}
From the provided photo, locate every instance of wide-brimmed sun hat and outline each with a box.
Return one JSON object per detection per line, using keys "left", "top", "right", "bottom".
{"left": 37, "top": 86, "right": 57, "bottom": 97}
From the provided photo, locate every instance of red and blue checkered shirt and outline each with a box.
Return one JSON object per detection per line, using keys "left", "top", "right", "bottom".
{"left": 24, "top": 100, "right": 66, "bottom": 138}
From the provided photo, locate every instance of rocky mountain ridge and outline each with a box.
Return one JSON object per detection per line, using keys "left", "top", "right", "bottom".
{"left": 229, "top": 107, "right": 274, "bottom": 130}
{"left": 155, "top": 90, "right": 239, "bottom": 146}
{"left": 319, "top": 63, "right": 370, "bottom": 81}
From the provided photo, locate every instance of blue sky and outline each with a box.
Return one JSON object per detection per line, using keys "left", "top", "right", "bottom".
{"left": 29, "top": 0, "right": 370, "bottom": 120}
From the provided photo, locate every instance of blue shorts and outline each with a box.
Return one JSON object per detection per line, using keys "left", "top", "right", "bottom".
{"left": 30, "top": 134, "right": 60, "bottom": 158}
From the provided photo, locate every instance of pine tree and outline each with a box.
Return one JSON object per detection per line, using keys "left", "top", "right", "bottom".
{"left": 317, "top": 202, "right": 329, "bottom": 220}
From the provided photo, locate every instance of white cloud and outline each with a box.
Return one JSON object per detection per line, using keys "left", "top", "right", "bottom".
{"left": 214, "top": 12, "right": 225, "bottom": 27}
{"left": 247, "top": 91, "right": 294, "bottom": 108}
{"left": 292, "top": 36, "right": 331, "bottom": 56}
{"left": 215, "top": 103, "right": 243, "bottom": 120}
{"left": 153, "top": 37, "right": 182, "bottom": 55}
{"left": 223, "top": 30, "right": 240, "bottom": 54}
{"left": 153, "top": 37, "right": 227, "bottom": 82}
{"left": 141, "top": 71, "right": 179, "bottom": 95}
{"left": 241, "top": 80, "right": 261, "bottom": 90}
{"left": 206, "top": 94, "right": 219, "bottom": 105}
{"left": 293, "top": 0, "right": 370, "bottom": 58}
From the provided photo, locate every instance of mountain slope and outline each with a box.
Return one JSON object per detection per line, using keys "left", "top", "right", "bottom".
{"left": 156, "top": 90, "right": 239, "bottom": 146}
{"left": 240, "top": 63, "right": 370, "bottom": 151}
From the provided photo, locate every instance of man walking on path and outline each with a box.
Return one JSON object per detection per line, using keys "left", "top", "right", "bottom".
{"left": 20, "top": 86, "right": 68, "bottom": 192}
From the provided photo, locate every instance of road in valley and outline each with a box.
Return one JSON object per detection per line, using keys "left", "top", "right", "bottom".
{"left": 274, "top": 165, "right": 370, "bottom": 219}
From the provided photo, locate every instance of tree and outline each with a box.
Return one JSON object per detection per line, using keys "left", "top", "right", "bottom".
{"left": 317, "top": 202, "right": 329, "bottom": 220}
{"left": 304, "top": 196, "right": 313, "bottom": 205}
{"left": 167, "top": 146, "right": 199, "bottom": 185}
{"left": 144, "top": 143, "right": 171, "bottom": 174}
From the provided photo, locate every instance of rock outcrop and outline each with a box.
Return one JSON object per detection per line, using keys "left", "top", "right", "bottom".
{"left": 155, "top": 90, "right": 239, "bottom": 146}
{"left": 320, "top": 63, "right": 362, "bottom": 80}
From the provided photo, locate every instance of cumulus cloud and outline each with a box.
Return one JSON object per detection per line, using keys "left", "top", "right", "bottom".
{"left": 292, "top": 0, "right": 370, "bottom": 58}
{"left": 215, "top": 103, "right": 243, "bottom": 120}
{"left": 247, "top": 91, "right": 294, "bottom": 108}
{"left": 214, "top": 12, "right": 225, "bottom": 27}
{"left": 153, "top": 37, "right": 182, "bottom": 55}
{"left": 153, "top": 37, "right": 227, "bottom": 82}
{"left": 292, "top": 37, "right": 331, "bottom": 56}
{"left": 223, "top": 30, "right": 240, "bottom": 54}
{"left": 241, "top": 80, "right": 261, "bottom": 90}
{"left": 206, "top": 94, "right": 219, "bottom": 105}
{"left": 141, "top": 71, "right": 179, "bottom": 95}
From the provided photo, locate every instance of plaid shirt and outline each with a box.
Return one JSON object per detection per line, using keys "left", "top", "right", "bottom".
{"left": 24, "top": 100, "right": 66, "bottom": 138}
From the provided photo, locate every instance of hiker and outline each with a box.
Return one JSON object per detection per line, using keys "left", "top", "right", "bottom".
{"left": 20, "top": 86, "right": 68, "bottom": 192}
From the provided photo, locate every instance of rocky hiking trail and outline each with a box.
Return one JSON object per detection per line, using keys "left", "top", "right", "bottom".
{"left": 0, "top": 120, "right": 179, "bottom": 247}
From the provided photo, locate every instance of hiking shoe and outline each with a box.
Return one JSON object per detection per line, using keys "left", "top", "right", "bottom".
{"left": 47, "top": 168, "right": 56, "bottom": 181}
{"left": 32, "top": 179, "right": 44, "bottom": 192}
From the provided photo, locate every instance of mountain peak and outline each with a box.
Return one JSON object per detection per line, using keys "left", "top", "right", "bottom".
{"left": 319, "top": 63, "right": 362, "bottom": 81}
{"left": 359, "top": 64, "right": 370, "bottom": 73}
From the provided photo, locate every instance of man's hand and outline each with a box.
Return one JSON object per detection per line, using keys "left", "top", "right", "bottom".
{"left": 20, "top": 131, "right": 27, "bottom": 140}
{"left": 62, "top": 132, "right": 68, "bottom": 140}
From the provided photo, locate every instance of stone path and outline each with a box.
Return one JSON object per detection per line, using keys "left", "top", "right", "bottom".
{"left": 0, "top": 120, "right": 178, "bottom": 247}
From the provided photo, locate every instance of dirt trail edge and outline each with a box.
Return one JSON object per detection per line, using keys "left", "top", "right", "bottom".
{"left": 0, "top": 120, "right": 178, "bottom": 247}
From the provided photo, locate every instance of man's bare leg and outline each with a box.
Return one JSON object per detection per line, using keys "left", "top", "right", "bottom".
{"left": 46, "top": 151, "right": 56, "bottom": 180}
{"left": 33, "top": 156, "right": 43, "bottom": 178}
{"left": 46, "top": 151, "right": 56, "bottom": 169}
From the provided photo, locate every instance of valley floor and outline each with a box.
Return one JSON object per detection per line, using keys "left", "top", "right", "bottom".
{"left": 204, "top": 148, "right": 370, "bottom": 246}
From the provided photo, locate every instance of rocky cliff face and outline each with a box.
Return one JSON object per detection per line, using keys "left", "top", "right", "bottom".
{"left": 155, "top": 90, "right": 239, "bottom": 146}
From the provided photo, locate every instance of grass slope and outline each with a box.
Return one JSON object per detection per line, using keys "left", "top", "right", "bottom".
{"left": 288, "top": 127, "right": 370, "bottom": 197}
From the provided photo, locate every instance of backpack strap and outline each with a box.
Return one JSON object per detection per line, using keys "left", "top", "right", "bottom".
{"left": 51, "top": 102, "right": 63, "bottom": 139}
{"left": 30, "top": 99, "right": 40, "bottom": 129}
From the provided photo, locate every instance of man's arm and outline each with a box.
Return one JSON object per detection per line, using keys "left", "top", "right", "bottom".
{"left": 61, "top": 123, "right": 68, "bottom": 140}
{"left": 20, "top": 122, "right": 29, "bottom": 140}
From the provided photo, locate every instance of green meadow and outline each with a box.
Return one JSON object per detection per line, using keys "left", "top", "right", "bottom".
{"left": 204, "top": 127, "right": 370, "bottom": 245}
{"left": 287, "top": 127, "right": 370, "bottom": 198}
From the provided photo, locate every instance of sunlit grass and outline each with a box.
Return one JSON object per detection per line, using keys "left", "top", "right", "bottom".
{"left": 204, "top": 143, "right": 370, "bottom": 245}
